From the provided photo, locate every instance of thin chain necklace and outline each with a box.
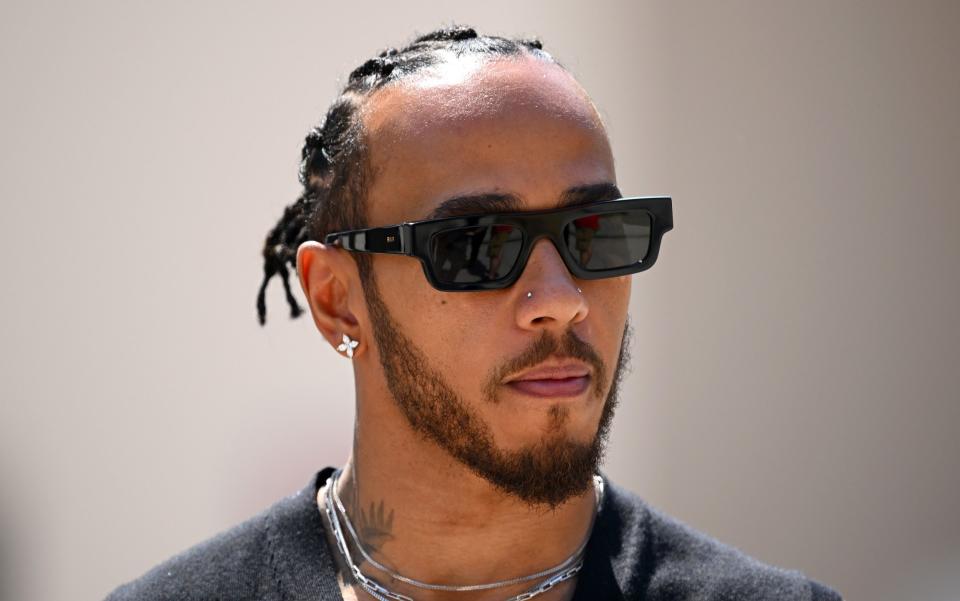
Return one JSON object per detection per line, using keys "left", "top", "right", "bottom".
{"left": 323, "top": 468, "right": 603, "bottom": 601}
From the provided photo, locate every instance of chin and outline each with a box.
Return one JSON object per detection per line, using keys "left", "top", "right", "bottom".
{"left": 503, "top": 414, "right": 599, "bottom": 453}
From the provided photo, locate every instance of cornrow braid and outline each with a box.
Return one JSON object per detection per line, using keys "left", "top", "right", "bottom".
{"left": 256, "top": 25, "right": 557, "bottom": 325}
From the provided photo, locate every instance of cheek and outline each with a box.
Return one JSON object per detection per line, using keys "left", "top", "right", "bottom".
{"left": 372, "top": 254, "right": 436, "bottom": 326}
{"left": 613, "top": 277, "right": 632, "bottom": 324}
{"left": 371, "top": 254, "right": 501, "bottom": 381}
{"left": 587, "top": 276, "right": 632, "bottom": 367}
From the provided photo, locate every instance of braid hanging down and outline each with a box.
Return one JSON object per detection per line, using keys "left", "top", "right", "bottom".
{"left": 256, "top": 26, "right": 555, "bottom": 325}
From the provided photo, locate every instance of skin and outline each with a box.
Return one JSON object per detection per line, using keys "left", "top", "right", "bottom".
{"left": 297, "top": 55, "right": 631, "bottom": 600}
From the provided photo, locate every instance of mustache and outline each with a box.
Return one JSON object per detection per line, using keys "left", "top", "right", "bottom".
{"left": 484, "top": 329, "right": 608, "bottom": 402}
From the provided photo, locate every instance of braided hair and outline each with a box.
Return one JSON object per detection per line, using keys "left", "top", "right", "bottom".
{"left": 256, "top": 26, "right": 555, "bottom": 325}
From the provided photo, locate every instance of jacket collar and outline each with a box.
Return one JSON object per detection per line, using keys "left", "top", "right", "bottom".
{"left": 265, "top": 467, "right": 342, "bottom": 600}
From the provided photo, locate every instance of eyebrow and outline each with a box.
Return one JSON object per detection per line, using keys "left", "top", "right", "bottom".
{"left": 425, "top": 182, "right": 623, "bottom": 220}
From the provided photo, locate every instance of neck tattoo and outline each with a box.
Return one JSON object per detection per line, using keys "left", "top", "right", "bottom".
{"left": 322, "top": 468, "right": 604, "bottom": 601}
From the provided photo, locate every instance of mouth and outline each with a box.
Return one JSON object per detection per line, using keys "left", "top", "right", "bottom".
{"left": 503, "top": 361, "right": 592, "bottom": 398}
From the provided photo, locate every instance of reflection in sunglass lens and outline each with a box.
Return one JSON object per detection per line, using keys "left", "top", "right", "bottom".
{"left": 563, "top": 211, "right": 652, "bottom": 270}
{"left": 430, "top": 225, "right": 524, "bottom": 284}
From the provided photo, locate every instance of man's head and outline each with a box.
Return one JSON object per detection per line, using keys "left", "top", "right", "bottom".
{"left": 259, "top": 27, "right": 636, "bottom": 507}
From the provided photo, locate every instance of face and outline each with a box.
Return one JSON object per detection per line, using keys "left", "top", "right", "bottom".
{"left": 355, "top": 56, "right": 633, "bottom": 507}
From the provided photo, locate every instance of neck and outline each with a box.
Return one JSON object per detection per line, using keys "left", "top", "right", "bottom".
{"left": 333, "top": 383, "right": 599, "bottom": 600}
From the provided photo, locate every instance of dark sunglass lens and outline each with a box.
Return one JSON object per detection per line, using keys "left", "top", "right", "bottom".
{"left": 563, "top": 211, "right": 652, "bottom": 270}
{"left": 429, "top": 225, "right": 524, "bottom": 284}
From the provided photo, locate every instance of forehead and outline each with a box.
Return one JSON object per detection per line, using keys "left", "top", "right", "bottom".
{"left": 359, "top": 56, "right": 616, "bottom": 226}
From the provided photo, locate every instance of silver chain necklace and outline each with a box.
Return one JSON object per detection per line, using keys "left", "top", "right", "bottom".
{"left": 322, "top": 468, "right": 603, "bottom": 601}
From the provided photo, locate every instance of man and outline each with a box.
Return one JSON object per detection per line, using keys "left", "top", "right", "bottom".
{"left": 107, "top": 27, "right": 842, "bottom": 601}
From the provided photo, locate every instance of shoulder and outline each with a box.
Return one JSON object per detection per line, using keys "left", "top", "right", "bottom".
{"left": 104, "top": 502, "right": 274, "bottom": 601}
{"left": 593, "top": 478, "right": 843, "bottom": 601}
{"left": 104, "top": 470, "right": 338, "bottom": 601}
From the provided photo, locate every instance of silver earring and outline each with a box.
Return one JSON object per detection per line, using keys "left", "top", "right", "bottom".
{"left": 526, "top": 291, "right": 534, "bottom": 299}
{"left": 577, "top": 287, "right": 582, "bottom": 293}
{"left": 336, "top": 334, "right": 359, "bottom": 358}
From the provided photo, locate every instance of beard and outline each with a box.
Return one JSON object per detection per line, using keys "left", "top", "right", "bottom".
{"left": 360, "top": 269, "right": 633, "bottom": 508}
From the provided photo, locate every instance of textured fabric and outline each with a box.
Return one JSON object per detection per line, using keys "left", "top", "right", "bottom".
{"left": 105, "top": 468, "right": 842, "bottom": 600}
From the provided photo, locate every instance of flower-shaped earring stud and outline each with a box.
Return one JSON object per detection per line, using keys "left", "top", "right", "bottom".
{"left": 336, "top": 334, "right": 359, "bottom": 358}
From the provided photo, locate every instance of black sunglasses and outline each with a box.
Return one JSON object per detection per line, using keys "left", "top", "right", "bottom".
{"left": 323, "top": 196, "right": 673, "bottom": 291}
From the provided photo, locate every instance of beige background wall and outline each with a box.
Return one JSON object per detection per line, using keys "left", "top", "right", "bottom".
{"left": 1, "top": 1, "right": 957, "bottom": 600}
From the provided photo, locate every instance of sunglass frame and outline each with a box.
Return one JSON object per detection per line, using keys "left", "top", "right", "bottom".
{"left": 323, "top": 196, "right": 673, "bottom": 291}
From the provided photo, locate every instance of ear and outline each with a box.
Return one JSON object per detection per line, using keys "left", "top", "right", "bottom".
{"left": 296, "top": 241, "right": 362, "bottom": 354}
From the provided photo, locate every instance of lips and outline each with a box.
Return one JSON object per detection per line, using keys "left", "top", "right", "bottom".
{"left": 504, "top": 362, "right": 591, "bottom": 398}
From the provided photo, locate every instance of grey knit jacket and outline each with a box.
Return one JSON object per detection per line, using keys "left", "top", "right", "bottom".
{"left": 105, "top": 468, "right": 843, "bottom": 600}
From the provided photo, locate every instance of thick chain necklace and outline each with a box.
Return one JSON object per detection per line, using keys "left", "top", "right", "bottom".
{"left": 322, "top": 468, "right": 603, "bottom": 601}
